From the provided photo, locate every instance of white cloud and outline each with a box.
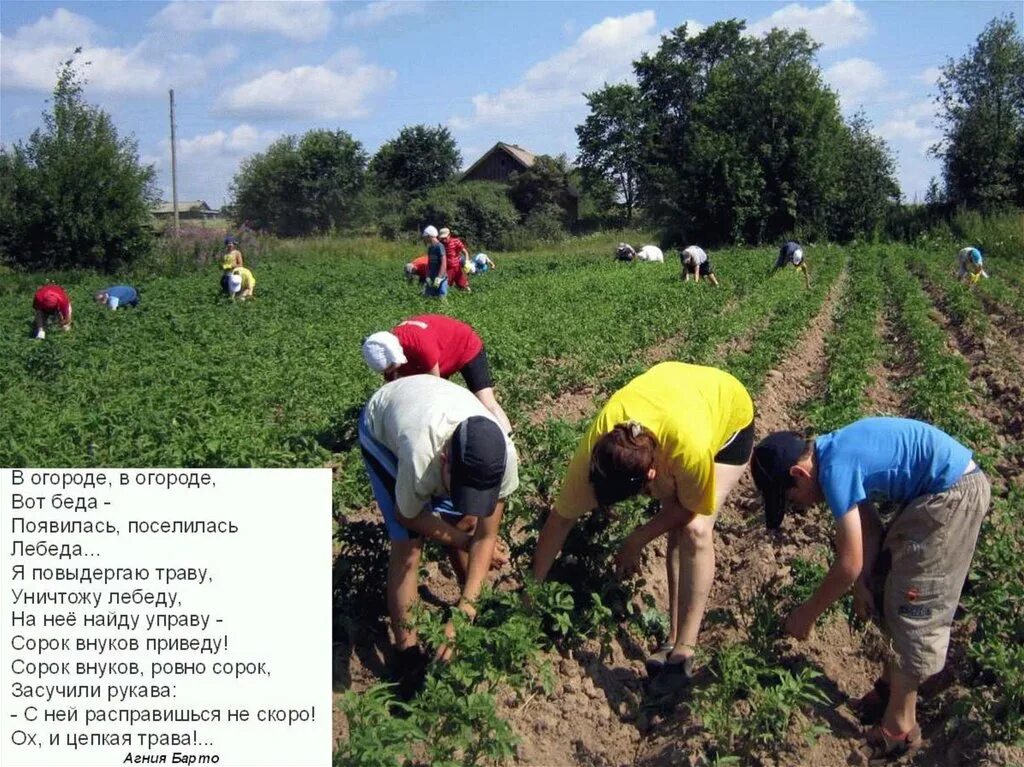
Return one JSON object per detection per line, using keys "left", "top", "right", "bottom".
{"left": 148, "top": 124, "right": 283, "bottom": 205}
{"left": 154, "top": 1, "right": 332, "bottom": 42}
{"left": 748, "top": 0, "right": 870, "bottom": 49}
{"left": 450, "top": 11, "right": 669, "bottom": 130}
{"left": 914, "top": 66, "right": 942, "bottom": 86}
{"left": 0, "top": 9, "right": 237, "bottom": 95}
{"left": 825, "top": 58, "right": 886, "bottom": 109}
{"left": 878, "top": 100, "right": 939, "bottom": 155}
{"left": 343, "top": 1, "right": 425, "bottom": 28}
{"left": 216, "top": 51, "right": 396, "bottom": 119}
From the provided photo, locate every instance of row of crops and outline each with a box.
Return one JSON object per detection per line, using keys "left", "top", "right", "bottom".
{"left": 1, "top": 236, "right": 1020, "bottom": 764}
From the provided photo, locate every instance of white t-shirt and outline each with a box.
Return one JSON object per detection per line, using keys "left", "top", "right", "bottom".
{"left": 637, "top": 245, "right": 664, "bottom": 262}
{"left": 682, "top": 246, "right": 707, "bottom": 265}
{"left": 363, "top": 375, "right": 519, "bottom": 518}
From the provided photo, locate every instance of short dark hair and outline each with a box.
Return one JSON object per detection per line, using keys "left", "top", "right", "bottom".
{"left": 589, "top": 423, "right": 657, "bottom": 506}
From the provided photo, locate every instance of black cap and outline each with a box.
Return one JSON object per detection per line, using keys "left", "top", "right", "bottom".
{"left": 750, "top": 431, "right": 807, "bottom": 530}
{"left": 450, "top": 416, "right": 506, "bottom": 517}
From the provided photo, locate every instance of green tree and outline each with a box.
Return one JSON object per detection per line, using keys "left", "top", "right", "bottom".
{"left": 230, "top": 129, "right": 366, "bottom": 236}
{"left": 832, "top": 113, "right": 901, "bottom": 240}
{"left": 506, "top": 154, "right": 574, "bottom": 222}
{"left": 575, "top": 84, "right": 646, "bottom": 221}
{"left": 369, "top": 124, "right": 461, "bottom": 196}
{"left": 933, "top": 15, "right": 1024, "bottom": 209}
{"left": 0, "top": 52, "right": 157, "bottom": 271}
{"left": 405, "top": 182, "right": 519, "bottom": 249}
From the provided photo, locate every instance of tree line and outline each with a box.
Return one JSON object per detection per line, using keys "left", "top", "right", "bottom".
{"left": 0, "top": 16, "right": 1020, "bottom": 271}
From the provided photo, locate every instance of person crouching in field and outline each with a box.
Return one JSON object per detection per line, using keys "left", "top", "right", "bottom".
{"left": 531, "top": 362, "right": 754, "bottom": 694}
{"left": 439, "top": 227, "right": 471, "bottom": 292}
{"left": 221, "top": 237, "right": 244, "bottom": 294}
{"left": 361, "top": 314, "right": 512, "bottom": 434}
{"left": 95, "top": 285, "right": 139, "bottom": 310}
{"left": 32, "top": 284, "right": 72, "bottom": 339}
{"left": 226, "top": 267, "right": 255, "bottom": 301}
{"left": 774, "top": 241, "right": 811, "bottom": 289}
{"left": 358, "top": 375, "right": 519, "bottom": 697}
{"left": 405, "top": 255, "right": 429, "bottom": 284}
{"left": 751, "top": 417, "right": 990, "bottom": 761}
{"left": 464, "top": 253, "right": 496, "bottom": 274}
{"left": 636, "top": 245, "right": 664, "bottom": 262}
{"left": 422, "top": 226, "right": 448, "bottom": 298}
{"left": 616, "top": 243, "right": 637, "bottom": 262}
{"left": 680, "top": 245, "right": 720, "bottom": 286}
{"left": 956, "top": 247, "right": 988, "bottom": 285}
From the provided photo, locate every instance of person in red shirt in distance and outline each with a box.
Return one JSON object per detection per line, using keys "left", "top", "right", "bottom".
{"left": 439, "top": 228, "right": 471, "bottom": 292}
{"left": 361, "top": 314, "right": 512, "bottom": 434}
{"left": 32, "top": 284, "right": 73, "bottom": 339}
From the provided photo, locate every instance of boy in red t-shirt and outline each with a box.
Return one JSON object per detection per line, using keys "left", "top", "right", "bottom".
{"left": 439, "top": 228, "right": 471, "bottom": 292}
{"left": 32, "top": 284, "right": 73, "bottom": 339}
{"left": 361, "top": 314, "right": 511, "bottom": 434}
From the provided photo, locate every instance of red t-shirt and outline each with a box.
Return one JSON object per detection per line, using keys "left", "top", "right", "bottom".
{"left": 410, "top": 256, "right": 429, "bottom": 280}
{"left": 33, "top": 285, "right": 71, "bottom": 320}
{"left": 443, "top": 237, "right": 467, "bottom": 269}
{"left": 393, "top": 315, "right": 483, "bottom": 378}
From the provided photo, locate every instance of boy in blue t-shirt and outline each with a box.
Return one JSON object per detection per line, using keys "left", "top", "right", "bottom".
{"left": 95, "top": 285, "right": 139, "bottom": 310}
{"left": 421, "top": 226, "right": 448, "bottom": 298}
{"left": 751, "top": 417, "right": 990, "bottom": 761}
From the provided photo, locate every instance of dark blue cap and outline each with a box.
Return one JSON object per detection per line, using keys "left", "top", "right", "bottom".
{"left": 751, "top": 431, "right": 807, "bottom": 530}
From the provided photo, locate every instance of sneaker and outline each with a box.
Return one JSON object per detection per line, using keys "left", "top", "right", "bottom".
{"left": 644, "top": 642, "right": 675, "bottom": 677}
{"left": 865, "top": 724, "right": 922, "bottom": 764}
{"left": 647, "top": 654, "right": 696, "bottom": 698}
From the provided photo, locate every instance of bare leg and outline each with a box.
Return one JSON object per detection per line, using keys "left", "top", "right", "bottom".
{"left": 666, "top": 527, "right": 680, "bottom": 644}
{"left": 387, "top": 539, "right": 423, "bottom": 650}
{"left": 709, "top": 274, "right": 720, "bottom": 287}
{"left": 882, "top": 664, "right": 919, "bottom": 734}
{"left": 474, "top": 387, "right": 512, "bottom": 435}
{"left": 670, "top": 460, "right": 748, "bottom": 659}
{"left": 34, "top": 310, "right": 47, "bottom": 336}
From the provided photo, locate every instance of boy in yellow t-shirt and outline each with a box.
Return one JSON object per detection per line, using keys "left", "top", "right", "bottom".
{"left": 531, "top": 362, "right": 755, "bottom": 694}
{"left": 227, "top": 267, "right": 255, "bottom": 301}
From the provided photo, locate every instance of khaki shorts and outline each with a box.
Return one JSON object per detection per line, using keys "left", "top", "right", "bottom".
{"left": 880, "top": 469, "right": 990, "bottom": 681}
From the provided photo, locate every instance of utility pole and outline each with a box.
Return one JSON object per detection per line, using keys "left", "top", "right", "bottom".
{"left": 169, "top": 89, "right": 180, "bottom": 237}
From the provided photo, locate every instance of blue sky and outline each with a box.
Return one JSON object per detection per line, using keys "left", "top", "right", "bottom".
{"left": 1, "top": 1, "right": 1018, "bottom": 208}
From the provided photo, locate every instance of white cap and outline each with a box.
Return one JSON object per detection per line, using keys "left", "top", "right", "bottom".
{"left": 438, "top": 227, "right": 451, "bottom": 238}
{"left": 228, "top": 273, "right": 242, "bottom": 293}
{"left": 361, "top": 331, "right": 407, "bottom": 373}
{"left": 422, "top": 225, "right": 438, "bottom": 238}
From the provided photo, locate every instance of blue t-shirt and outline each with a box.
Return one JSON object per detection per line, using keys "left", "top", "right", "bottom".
{"left": 815, "top": 417, "right": 972, "bottom": 519}
{"left": 777, "top": 241, "right": 801, "bottom": 267}
{"left": 105, "top": 285, "right": 138, "bottom": 309}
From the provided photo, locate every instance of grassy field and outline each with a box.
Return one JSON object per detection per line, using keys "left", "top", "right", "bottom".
{"left": 2, "top": 235, "right": 1021, "bottom": 766}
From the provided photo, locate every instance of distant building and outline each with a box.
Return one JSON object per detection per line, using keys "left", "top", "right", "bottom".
{"left": 461, "top": 142, "right": 579, "bottom": 223}
{"left": 152, "top": 200, "right": 219, "bottom": 220}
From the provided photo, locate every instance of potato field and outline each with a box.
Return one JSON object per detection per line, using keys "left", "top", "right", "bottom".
{"left": 1, "top": 235, "right": 1021, "bottom": 766}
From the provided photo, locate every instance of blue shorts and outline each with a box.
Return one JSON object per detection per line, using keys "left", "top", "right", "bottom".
{"left": 357, "top": 409, "right": 462, "bottom": 541}
{"left": 424, "top": 276, "right": 448, "bottom": 298}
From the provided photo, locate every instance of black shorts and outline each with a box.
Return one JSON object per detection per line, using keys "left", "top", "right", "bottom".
{"left": 683, "top": 261, "right": 713, "bottom": 276}
{"left": 459, "top": 347, "right": 494, "bottom": 392}
{"left": 713, "top": 419, "right": 755, "bottom": 465}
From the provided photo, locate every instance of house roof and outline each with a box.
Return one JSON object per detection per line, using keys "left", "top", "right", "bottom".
{"left": 461, "top": 142, "right": 537, "bottom": 179}
{"left": 152, "top": 200, "right": 214, "bottom": 215}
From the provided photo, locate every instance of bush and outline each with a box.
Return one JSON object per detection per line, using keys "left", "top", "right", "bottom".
{"left": 0, "top": 55, "right": 157, "bottom": 272}
{"left": 403, "top": 182, "right": 520, "bottom": 250}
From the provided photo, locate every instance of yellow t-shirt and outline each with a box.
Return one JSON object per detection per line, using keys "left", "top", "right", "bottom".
{"left": 222, "top": 250, "right": 243, "bottom": 270}
{"left": 554, "top": 362, "right": 753, "bottom": 520}
{"left": 234, "top": 267, "right": 255, "bottom": 290}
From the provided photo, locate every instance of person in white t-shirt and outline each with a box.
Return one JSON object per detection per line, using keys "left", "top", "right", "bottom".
{"left": 357, "top": 375, "right": 519, "bottom": 696}
{"left": 636, "top": 245, "right": 665, "bottom": 263}
{"left": 680, "top": 245, "right": 720, "bottom": 286}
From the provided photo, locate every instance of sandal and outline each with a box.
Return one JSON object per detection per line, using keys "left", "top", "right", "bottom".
{"left": 647, "top": 654, "right": 696, "bottom": 697}
{"left": 851, "top": 678, "right": 890, "bottom": 725}
{"left": 865, "top": 724, "right": 922, "bottom": 763}
{"left": 644, "top": 641, "right": 675, "bottom": 676}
